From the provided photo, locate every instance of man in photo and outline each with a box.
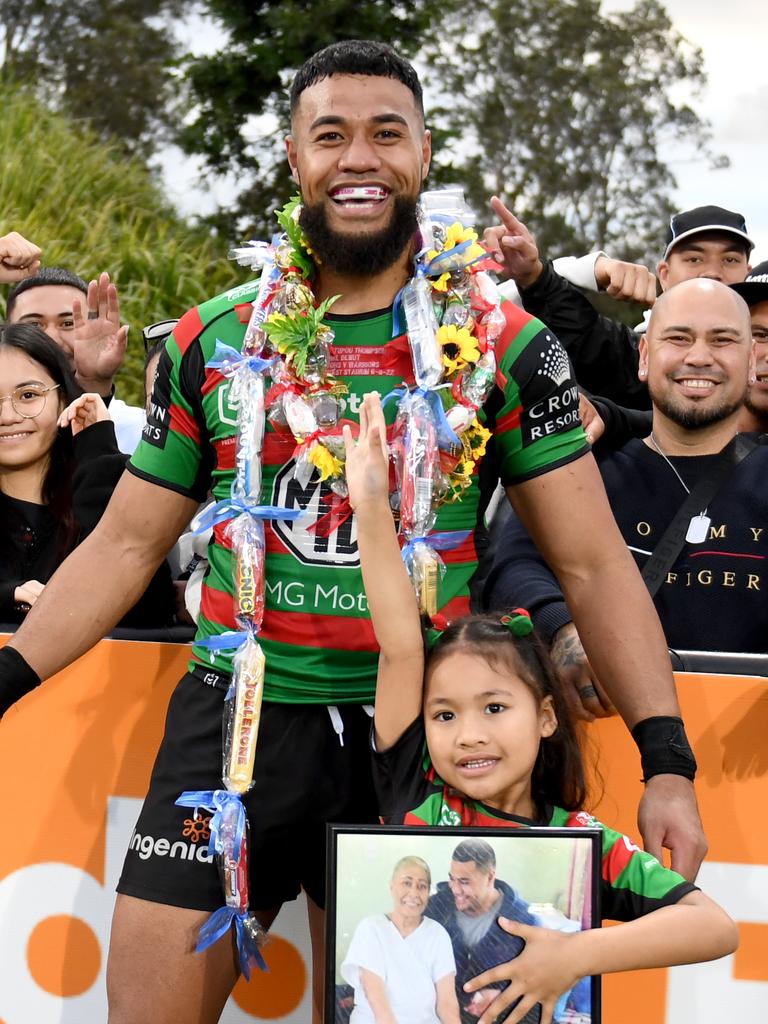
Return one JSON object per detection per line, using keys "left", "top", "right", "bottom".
{"left": 426, "top": 839, "right": 539, "bottom": 1022}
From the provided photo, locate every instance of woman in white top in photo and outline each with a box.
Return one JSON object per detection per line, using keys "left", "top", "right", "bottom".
{"left": 341, "top": 856, "right": 460, "bottom": 1024}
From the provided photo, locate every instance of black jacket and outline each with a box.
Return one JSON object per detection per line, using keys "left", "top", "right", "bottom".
{"left": 0, "top": 420, "right": 175, "bottom": 628}
{"left": 520, "top": 260, "right": 650, "bottom": 408}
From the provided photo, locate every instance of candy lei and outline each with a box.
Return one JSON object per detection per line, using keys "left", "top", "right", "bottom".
{"left": 177, "top": 189, "right": 504, "bottom": 970}
{"left": 238, "top": 188, "right": 503, "bottom": 611}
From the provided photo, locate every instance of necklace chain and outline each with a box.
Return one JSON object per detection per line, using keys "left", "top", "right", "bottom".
{"left": 648, "top": 432, "right": 710, "bottom": 519}
{"left": 648, "top": 432, "right": 691, "bottom": 494}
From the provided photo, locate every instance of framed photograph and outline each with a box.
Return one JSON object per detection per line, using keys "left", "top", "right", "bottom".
{"left": 326, "top": 825, "right": 601, "bottom": 1024}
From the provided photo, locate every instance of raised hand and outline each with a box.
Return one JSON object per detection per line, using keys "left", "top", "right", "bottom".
{"left": 58, "top": 392, "right": 110, "bottom": 436}
{"left": 483, "top": 197, "right": 544, "bottom": 289}
{"left": 0, "top": 232, "right": 41, "bottom": 283}
{"left": 595, "top": 255, "right": 657, "bottom": 306}
{"left": 71, "top": 272, "right": 128, "bottom": 395}
{"left": 342, "top": 392, "right": 390, "bottom": 511}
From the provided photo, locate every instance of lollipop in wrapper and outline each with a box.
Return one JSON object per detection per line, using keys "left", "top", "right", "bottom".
{"left": 243, "top": 259, "right": 282, "bottom": 355}
{"left": 230, "top": 372, "right": 266, "bottom": 502}
{"left": 402, "top": 275, "right": 444, "bottom": 390}
{"left": 460, "top": 351, "right": 497, "bottom": 411}
{"left": 394, "top": 392, "right": 439, "bottom": 540}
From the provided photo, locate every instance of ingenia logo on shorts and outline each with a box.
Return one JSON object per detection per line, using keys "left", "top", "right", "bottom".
{"left": 128, "top": 829, "right": 214, "bottom": 863}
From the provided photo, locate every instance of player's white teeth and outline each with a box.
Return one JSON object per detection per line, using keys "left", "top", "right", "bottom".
{"left": 678, "top": 378, "right": 716, "bottom": 389}
{"left": 331, "top": 186, "right": 388, "bottom": 202}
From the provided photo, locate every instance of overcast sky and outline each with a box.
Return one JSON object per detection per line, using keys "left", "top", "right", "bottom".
{"left": 165, "top": 1, "right": 768, "bottom": 264}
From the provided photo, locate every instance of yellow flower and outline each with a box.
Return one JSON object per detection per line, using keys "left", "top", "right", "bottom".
{"left": 465, "top": 419, "right": 491, "bottom": 460}
{"left": 307, "top": 441, "right": 343, "bottom": 481}
{"left": 445, "top": 222, "right": 477, "bottom": 249}
{"left": 444, "top": 224, "right": 486, "bottom": 266}
{"left": 438, "top": 324, "right": 481, "bottom": 376}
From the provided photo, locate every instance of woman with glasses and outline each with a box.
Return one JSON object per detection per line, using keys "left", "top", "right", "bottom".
{"left": 0, "top": 323, "right": 175, "bottom": 626}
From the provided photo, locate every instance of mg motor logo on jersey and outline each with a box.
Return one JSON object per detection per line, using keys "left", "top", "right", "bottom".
{"left": 271, "top": 461, "right": 359, "bottom": 566}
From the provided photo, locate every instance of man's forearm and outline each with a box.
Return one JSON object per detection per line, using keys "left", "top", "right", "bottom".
{"left": 7, "top": 526, "right": 164, "bottom": 680}
{"left": 560, "top": 547, "right": 680, "bottom": 728}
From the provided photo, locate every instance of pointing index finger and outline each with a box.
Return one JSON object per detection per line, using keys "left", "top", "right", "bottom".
{"left": 490, "top": 195, "right": 524, "bottom": 234}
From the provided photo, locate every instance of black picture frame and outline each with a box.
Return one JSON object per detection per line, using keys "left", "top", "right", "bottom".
{"left": 326, "top": 824, "right": 601, "bottom": 1024}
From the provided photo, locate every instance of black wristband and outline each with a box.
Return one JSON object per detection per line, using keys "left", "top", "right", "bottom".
{"left": 0, "top": 646, "right": 41, "bottom": 718}
{"left": 631, "top": 715, "right": 697, "bottom": 782}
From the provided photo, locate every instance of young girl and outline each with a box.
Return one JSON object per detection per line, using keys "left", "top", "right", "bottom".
{"left": 343, "top": 393, "right": 738, "bottom": 1024}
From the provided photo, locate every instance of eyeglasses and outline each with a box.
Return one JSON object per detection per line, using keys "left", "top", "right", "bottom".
{"left": 142, "top": 319, "right": 179, "bottom": 353}
{"left": 0, "top": 384, "right": 61, "bottom": 419}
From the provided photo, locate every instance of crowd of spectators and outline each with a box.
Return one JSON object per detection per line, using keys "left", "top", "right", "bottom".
{"left": 0, "top": 238, "right": 181, "bottom": 631}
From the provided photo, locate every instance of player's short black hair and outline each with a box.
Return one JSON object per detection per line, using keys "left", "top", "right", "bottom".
{"left": 290, "top": 40, "right": 423, "bottom": 119}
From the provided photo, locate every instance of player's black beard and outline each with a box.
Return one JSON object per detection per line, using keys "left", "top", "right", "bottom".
{"left": 299, "top": 195, "right": 419, "bottom": 277}
{"left": 650, "top": 380, "right": 747, "bottom": 430}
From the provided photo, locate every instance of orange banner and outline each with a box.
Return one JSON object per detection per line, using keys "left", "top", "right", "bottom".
{"left": 0, "top": 636, "right": 765, "bottom": 1023}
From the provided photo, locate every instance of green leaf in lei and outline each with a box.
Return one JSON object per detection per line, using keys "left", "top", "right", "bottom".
{"left": 263, "top": 294, "right": 340, "bottom": 379}
{"left": 275, "top": 195, "right": 315, "bottom": 280}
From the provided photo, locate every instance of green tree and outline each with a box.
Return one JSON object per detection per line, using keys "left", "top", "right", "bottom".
{"left": 423, "top": 0, "right": 723, "bottom": 263}
{"left": 0, "top": 85, "right": 241, "bottom": 405}
{"left": 180, "top": 0, "right": 442, "bottom": 237}
{"left": 0, "top": 0, "right": 183, "bottom": 154}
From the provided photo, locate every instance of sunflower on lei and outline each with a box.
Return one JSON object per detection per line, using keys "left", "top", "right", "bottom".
{"left": 424, "top": 221, "right": 495, "bottom": 292}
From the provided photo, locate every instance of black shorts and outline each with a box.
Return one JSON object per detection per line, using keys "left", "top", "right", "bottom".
{"left": 117, "top": 668, "right": 377, "bottom": 911}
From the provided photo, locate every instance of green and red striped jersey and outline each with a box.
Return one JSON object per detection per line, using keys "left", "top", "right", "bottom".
{"left": 373, "top": 717, "right": 697, "bottom": 920}
{"left": 129, "top": 279, "right": 587, "bottom": 703}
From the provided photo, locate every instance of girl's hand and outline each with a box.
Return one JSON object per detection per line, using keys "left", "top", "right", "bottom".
{"left": 464, "top": 919, "right": 583, "bottom": 1024}
{"left": 14, "top": 580, "right": 45, "bottom": 608}
{"left": 58, "top": 393, "right": 110, "bottom": 436}
{"left": 342, "top": 392, "right": 390, "bottom": 511}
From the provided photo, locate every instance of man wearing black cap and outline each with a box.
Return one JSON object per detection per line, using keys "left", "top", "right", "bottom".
{"left": 486, "top": 202, "right": 754, "bottom": 407}
{"left": 732, "top": 262, "right": 768, "bottom": 433}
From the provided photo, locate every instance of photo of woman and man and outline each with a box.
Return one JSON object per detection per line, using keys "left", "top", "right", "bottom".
{"left": 331, "top": 830, "right": 595, "bottom": 1024}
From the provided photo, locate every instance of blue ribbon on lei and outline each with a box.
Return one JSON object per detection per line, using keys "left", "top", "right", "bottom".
{"left": 196, "top": 906, "right": 268, "bottom": 979}
{"left": 175, "top": 788, "right": 247, "bottom": 858}
{"left": 401, "top": 531, "right": 471, "bottom": 565}
{"left": 205, "top": 340, "right": 277, "bottom": 375}
{"left": 192, "top": 499, "right": 302, "bottom": 535}
{"left": 175, "top": 791, "right": 268, "bottom": 977}
{"left": 381, "top": 385, "right": 460, "bottom": 450}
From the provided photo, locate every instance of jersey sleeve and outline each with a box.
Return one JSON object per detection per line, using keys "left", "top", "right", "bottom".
{"left": 372, "top": 716, "right": 433, "bottom": 825}
{"left": 128, "top": 307, "right": 211, "bottom": 501}
{"left": 594, "top": 815, "right": 698, "bottom": 920}
{"left": 489, "top": 301, "right": 589, "bottom": 487}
